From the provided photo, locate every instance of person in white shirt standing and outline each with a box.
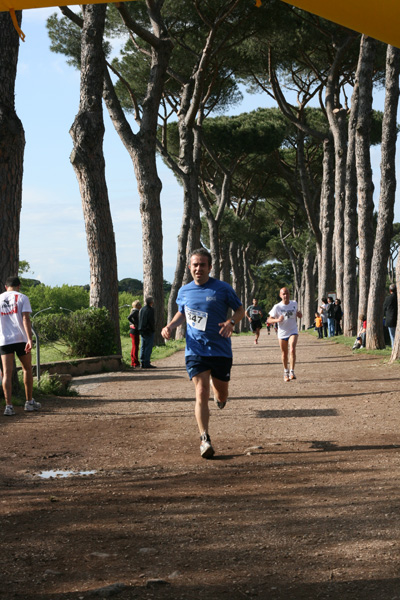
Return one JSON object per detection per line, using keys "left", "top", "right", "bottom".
{"left": 267, "top": 287, "right": 302, "bottom": 383}
{"left": 0, "top": 276, "right": 40, "bottom": 416}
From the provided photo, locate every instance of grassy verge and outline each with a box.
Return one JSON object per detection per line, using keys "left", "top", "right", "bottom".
{"left": 304, "top": 328, "right": 393, "bottom": 358}
{"left": 30, "top": 343, "right": 79, "bottom": 365}
{"left": 29, "top": 336, "right": 187, "bottom": 369}
{"left": 120, "top": 335, "right": 186, "bottom": 365}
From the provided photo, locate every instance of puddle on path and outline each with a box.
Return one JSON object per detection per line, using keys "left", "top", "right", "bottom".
{"left": 37, "top": 469, "right": 97, "bottom": 479}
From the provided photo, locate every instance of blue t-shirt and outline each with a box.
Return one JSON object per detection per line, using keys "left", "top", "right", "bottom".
{"left": 177, "top": 277, "right": 242, "bottom": 358}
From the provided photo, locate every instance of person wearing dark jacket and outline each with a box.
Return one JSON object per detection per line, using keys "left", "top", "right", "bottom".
{"left": 383, "top": 284, "right": 397, "bottom": 347}
{"left": 333, "top": 299, "right": 343, "bottom": 336}
{"left": 127, "top": 300, "right": 141, "bottom": 367}
{"left": 326, "top": 296, "right": 335, "bottom": 337}
{"left": 139, "top": 297, "right": 156, "bottom": 368}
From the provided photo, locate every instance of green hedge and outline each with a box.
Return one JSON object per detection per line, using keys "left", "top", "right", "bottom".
{"left": 32, "top": 307, "right": 117, "bottom": 357}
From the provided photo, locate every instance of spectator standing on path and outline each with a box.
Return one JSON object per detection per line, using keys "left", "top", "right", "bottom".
{"left": 139, "top": 297, "right": 156, "bottom": 369}
{"left": 326, "top": 297, "right": 336, "bottom": 337}
{"left": 245, "top": 298, "right": 264, "bottom": 345}
{"left": 334, "top": 299, "right": 343, "bottom": 336}
{"left": 383, "top": 284, "right": 397, "bottom": 347}
{"left": 127, "top": 300, "right": 141, "bottom": 368}
{"left": 320, "top": 297, "right": 329, "bottom": 338}
{"left": 161, "top": 248, "right": 245, "bottom": 459}
{"left": 315, "top": 312, "right": 323, "bottom": 339}
{"left": 267, "top": 287, "right": 302, "bottom": 383}
{"left": 0, "top": 276, "right": 41, "bottom": 416}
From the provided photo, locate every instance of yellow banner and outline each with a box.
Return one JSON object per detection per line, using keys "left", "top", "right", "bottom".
{"left": 281, "top": 0, "right": 400, "bottom": 48}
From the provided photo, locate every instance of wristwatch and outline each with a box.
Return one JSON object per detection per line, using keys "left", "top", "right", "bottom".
{"left": 230, "top": 319, "right": 235, "bottom": 326}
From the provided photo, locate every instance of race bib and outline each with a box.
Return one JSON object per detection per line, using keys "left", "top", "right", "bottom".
{"left": 185, "top": 307, "right": 208, "bottom": 331}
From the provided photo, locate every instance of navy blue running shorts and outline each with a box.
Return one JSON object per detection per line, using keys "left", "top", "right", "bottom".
{"left": 185, "top": 355, "right": 233, "bottom": 382}
{"left": 0, "top": 342, "right": 28, "bottom": 357}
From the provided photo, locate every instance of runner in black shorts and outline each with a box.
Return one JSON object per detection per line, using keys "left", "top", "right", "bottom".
{"left": 245, "top": 298, "right": 264, "bottom": 345}
{"left": 0, "top": 276, "right": 41, "bottom": 416}
{"left": 161, "top": 248, "right": 245, "bottom": 459}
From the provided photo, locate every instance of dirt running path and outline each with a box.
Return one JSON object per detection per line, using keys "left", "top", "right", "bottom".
{"left": 1, "top": 333, "right": 400, "bottom": 600}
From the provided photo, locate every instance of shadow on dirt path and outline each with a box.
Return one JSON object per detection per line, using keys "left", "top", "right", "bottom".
{"left": 1, "top": 333, "right": 400, "bottom": 600}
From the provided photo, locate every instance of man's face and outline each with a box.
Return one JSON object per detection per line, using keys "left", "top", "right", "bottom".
{"left": 189, "top": 255, "right": 211, "bottom": 285}
{"left": 279, "top": 288, "right": 290, "bottom": 303}
{"left": 252, "top": 299, "right": 257, "bottom": 305}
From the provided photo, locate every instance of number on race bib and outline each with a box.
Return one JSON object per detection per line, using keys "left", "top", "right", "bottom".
{"left": 185, "top": 307, "right": 208, "bottom": 332}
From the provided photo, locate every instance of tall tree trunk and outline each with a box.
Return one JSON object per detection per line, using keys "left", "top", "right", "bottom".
{"left": 356, "top": 36, "right": 376, "bottom": 319}
{"left": 368, "top": 45, "right": 400, "bottom": 350}
{"left": 220, "top": 242, "right": 231, "bottom": 282}
{"left": 325, "top": 38, "right": 354, "bottom": 300}
{"left": 343, "top": 50, "right": 361, "bottom": 337}
{"left": 167, "top": 189, "right": 191, "bottom": 327}
{"left": 390, "top": 250, "right": 400, "bottom": 361}
{"left": 242, "top": 245, "right": 251, "bottom": 332}
{"left": 279, "top": 226, "right": 301, "bottom": 297}
{"left": 69, "top": 4, "right": 121, "bottom": 354}
{"left": 0, "top": 11, "right": 25, "bottom": 288}
{"left": 301, "top": 237, "right": 315, "bottom": 329}
{"left": 318, "top": 137, "right": 335, "bottom": 302}
{"left": 229, "top": 241, "right": 242, "bottom": 333}
{"left": 329, "top": 106, "right": 347, "bottom": 301}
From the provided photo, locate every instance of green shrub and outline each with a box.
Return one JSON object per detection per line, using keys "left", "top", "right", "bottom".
{"left": 65, "top": 307, "right": 117, "bottom": 357}
{"left": 32, "top": 313, "right": 69, "bottom": 343}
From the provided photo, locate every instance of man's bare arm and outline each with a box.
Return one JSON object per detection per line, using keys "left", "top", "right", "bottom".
{"left": 22, "top": 312, "right": 33, "bottom": 352}
{"left": 161, "top": 311, "right": 186, "bottom": 340}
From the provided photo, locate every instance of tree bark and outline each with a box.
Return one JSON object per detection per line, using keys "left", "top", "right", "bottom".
{"left": 167, "top": 187, "right": 192, "bottom": 327}
{"left": 302, "top": 245, "right": 315, "bottom": 330}
{"left": 0, "top": 11, "right": 25, "bottom": 288}
{"left": 391, "top": 250, "right": 400, "bottom": 361}
{"left": 220, "top": 242, "right": 231, "bottom": 282}
{"left": 343, "top": 48, "right": 361, "bottom": 337}
{"left": 356, "top": 36, "right": 376, "bottom": 319}
{"left": 368, "top": 45, "right": 400, "bottom": 351}
{"left": 69, "top": 4, "right": 121, "bottom": 354}
{"left": 318, "top": 138, "right": 335, "bottom": 302}
{"left": 229, "top": 241, "right": 242, "bottom": 333}
{"left": 325, "top": 38, "right": 354, "bottom": 300}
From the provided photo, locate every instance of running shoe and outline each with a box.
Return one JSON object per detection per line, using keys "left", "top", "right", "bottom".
{"left": 289, "top": 370, "right": 296, "bottom": 381}
{"left": 24, "top": 399, "right": 41, "bottom": 412}
{"left": 200, "top": 433, "right": 215, "bottom": 459}
{"left": 254, "top": 339, "right": 258, "bottom": 345}
{"left": 4, "top": 405, "right": 15, "bottom": 416}
{"left": 283, "top": 370, "right": 290, "bottom": 383}
{"left": 214, "top": 395, "right": 227, "bottom": 410}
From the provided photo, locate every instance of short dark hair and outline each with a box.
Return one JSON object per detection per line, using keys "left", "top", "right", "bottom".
{"left": 322, "top": 297, "right": 327, "bottom": 303}
{"left": 5, "top": 276, "right": 21, "bottom": 287}
{"left": 145, "top": 296, "right": 154, "bottom": 305}
{"left": 188, "top": 247, "right": 212, "bottom": 267}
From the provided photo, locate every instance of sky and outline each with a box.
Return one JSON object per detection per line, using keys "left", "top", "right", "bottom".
{"left": 15, "top": 7, "right": 400, "bottom": 288}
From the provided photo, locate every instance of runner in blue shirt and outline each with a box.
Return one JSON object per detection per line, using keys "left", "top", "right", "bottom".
{"left": 162, "top": 248, "right": 244, "bottom": 459}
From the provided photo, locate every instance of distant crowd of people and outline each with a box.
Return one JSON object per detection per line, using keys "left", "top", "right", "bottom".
{"left": 314, "top": 287, "right": 398, "bottom": 351}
